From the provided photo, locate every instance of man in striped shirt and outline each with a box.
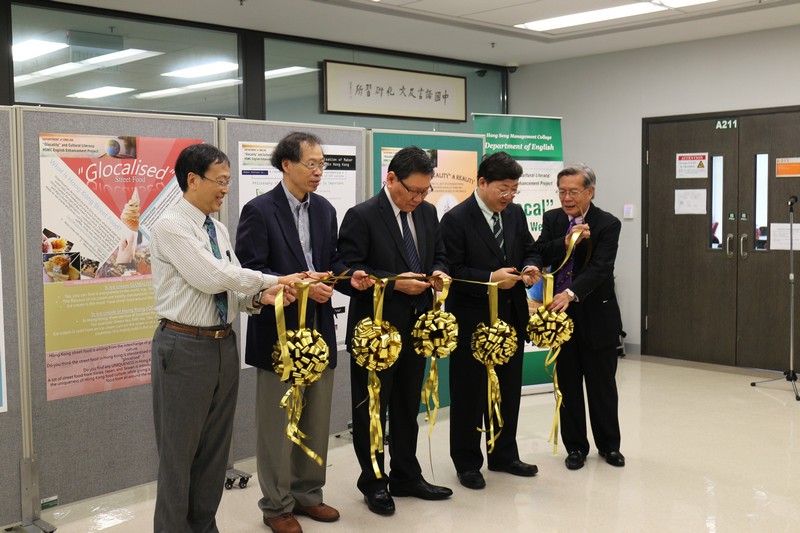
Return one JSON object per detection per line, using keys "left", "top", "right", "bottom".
{"left": 150, "top": 143, "right": 302, "bottom": 533}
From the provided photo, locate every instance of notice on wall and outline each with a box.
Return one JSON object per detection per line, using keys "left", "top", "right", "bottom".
{"left": 674, "top": 189, "right": 707, "bottom": 214}
{"left": 238, "top": 141, "right": 358, "bottom": 352}
{"left": 676, "top": 153, "right": 709, "bottom": 179}
{"left": 40, "top": 134, "right": 202, "bottom": 400}
{"left": 768, "top": 223, "right": 800, "bottom": 250}
{"left": 776, "top": 158, "right": 800, "bottom": 178}
{"left": 0, "top": 244, "right": 6, "bottom": 413}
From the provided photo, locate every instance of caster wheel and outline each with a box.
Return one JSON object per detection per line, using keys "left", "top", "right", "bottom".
{"left": 239, "top": 478, "right": 248, "bottom": 488}
{"left": 225, "top": 479, "right": 234, "bottom": 490}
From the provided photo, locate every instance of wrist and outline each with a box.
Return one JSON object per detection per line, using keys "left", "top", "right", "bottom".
{"left": 252, "top": 289, "right": 265, "bottom": 308}
{"left": 565, "top": 288, "right": 577, "bottom": 302}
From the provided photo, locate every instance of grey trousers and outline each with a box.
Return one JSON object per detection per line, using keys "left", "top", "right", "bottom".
{"left": 151, "top": 326, "right": 240, "bottom": 533}
{"left": 256, "top": 366, "right": 334, "bottom": 517}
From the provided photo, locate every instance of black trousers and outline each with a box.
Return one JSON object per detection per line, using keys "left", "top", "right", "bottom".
{"left": 350, "top": 313, "right": 426, "bottom": 495}
{"left": 449, "top": 313, "right": 524, "bottom": 473}
{"left": 557, "top": 333, "right": 621, "bottom": 455}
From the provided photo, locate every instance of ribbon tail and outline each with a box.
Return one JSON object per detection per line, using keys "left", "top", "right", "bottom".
{"left": 368, "top": 370, "right": 384, "bottom": 479}
{"left": 484, "top": 365, "right": 503, "bottom": 454}
{"left": 280, "top": 386, "right": 324, "bottom": 466}
{"left": 548, "top": 360, "right": 563, "bottom": 455}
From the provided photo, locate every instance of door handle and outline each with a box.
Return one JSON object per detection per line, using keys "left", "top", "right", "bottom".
{"left": 726, "top": 233, "right": 734, "bottom": 258}
{"left": 740, "top": 233, "right": 749, "bottom": 259}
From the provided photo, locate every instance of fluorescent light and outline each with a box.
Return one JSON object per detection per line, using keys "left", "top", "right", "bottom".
{"left": 133, "top": 78, "right": 242, "bottom": 99}
{"left": 264, "top": 66, "right": 318, "bottom": 80}
{"left": 657, "top": 0, "right": 718, "bottom": 7}
{"left": 516, "top": 2, "right": 666, "bottom": 32}
{"left": 12, "top": 39, "right": 68, "bottom": 62}
{"left": 162, "top": 61, "right": 239, "bottom": 78}
{"left": 14, "top": 48, "right": 163, "bottom": 88}
{"left": 67, "top": 86, "right": 135, "bottom": 98}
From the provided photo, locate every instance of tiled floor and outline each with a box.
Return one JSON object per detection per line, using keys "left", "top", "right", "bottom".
{"left": 19, "top": 354, "right": 800, "bottom": 532}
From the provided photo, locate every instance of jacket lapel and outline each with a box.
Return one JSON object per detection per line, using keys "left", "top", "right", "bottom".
{"left": 271, "top": 184, "right": 308, "bottom": 268}
{"left": 378, "top": 191, "right": 412, "bottom": 269}
{"left": 469, "top": 196, "right": 505, "bottom": 263}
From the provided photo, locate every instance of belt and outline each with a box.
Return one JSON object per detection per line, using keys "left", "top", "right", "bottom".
{"left": 161, "top": 319, "right": 233, "bottom": 339}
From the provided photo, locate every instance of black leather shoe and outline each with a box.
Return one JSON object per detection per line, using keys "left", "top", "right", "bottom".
{"left": 599, "top": 450, "right": 625, "bottom": 467}
{"left": 488, "top": 459, "right": 538, "bottom": 477}
{"left": 457, "top": 470, "right": 486, "bottom": 490}
{"left": 364, "top": 489, "right": 395, "bottom": 516}
{"left": 565, "top": 451, "right": 586, "bottom": 470}
{"left": 390, "top": 478, "right": 452, "bottom": 500}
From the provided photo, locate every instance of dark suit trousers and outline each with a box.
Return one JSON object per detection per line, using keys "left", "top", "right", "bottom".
{"left": 350, "top": 313, "right": 426, "bottom": 495}
{"left": 151, "top": 326, "right": 239, "bottom": 533}
{"left": 557, "top": 332, "right": 621, "bottom": 455}
{"left": 449, "top": 313, "right": 524, "bottom": 473}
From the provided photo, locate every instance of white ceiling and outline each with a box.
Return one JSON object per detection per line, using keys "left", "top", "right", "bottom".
{"left": 51, "top": 0, "right": 800, "bottom": 67}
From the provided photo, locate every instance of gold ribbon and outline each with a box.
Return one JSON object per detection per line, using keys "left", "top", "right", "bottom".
{"left": 470, "top": 282, "right": 517, "bottom": 454}
{"left": 272, "top": 281, "right": 329, "bottom": 464}
{"left": 351, "top": 278, "right": 401, "bottom": 479}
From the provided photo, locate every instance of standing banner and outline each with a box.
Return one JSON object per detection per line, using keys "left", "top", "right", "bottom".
{"left": 0, "top": 242, "right": 5, "bottom": 413}
{"left": 39, "top": 134, "right": 202, "bottom": 400}
{"left": 473, "top": 114, "right": 564, "bottom": 389}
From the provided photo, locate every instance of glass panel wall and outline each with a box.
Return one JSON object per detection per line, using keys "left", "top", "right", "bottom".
{"left": 264, "top": 38, "right": 504, "bottom": 132}
{"left": 12, "top": 4, "right": 240, "bottom": 116}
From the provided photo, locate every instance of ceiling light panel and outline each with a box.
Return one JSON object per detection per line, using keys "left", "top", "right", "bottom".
{"left": 12, "top": 39, "right": 68, "bottom": 61}
{"left": 67, "top": 86, "right": 135, "bottom": 98}
{"left": 516, "top": 3, "right": 667, "bottom": 32}
{"left": 162, "top": 61, "right": 239, "bottom": 78}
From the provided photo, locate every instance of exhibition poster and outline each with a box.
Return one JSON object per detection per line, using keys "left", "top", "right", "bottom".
{"left": 238, "top": 141, "right": 358, "bottom": 352}
{"left": 40, "top": 134, "right": 202, "bottom": 400}
{"left": 379, "top": 146, "right": 477, "bottom": 221}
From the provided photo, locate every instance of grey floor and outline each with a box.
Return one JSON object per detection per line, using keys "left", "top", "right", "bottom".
{"left": 25, "top": 354, "right": 800, "bottom": 532}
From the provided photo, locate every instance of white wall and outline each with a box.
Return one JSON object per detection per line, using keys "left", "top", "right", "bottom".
{"left": 510, "top": 25, "right": 800, "bottom": 349}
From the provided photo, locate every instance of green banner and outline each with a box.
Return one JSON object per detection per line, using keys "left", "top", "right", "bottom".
{"left": 474, "top": 114, "right": 563, "bottom": 161}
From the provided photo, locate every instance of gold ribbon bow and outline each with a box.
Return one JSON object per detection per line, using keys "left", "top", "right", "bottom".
{"left": 272, "top": 282, "right": 330, "bottom": 466}
{"left": 470, "top": 282, "right": 517, "bottom": 453}
{"left": 351, "top": 278, "right": 401, "bottom": 479}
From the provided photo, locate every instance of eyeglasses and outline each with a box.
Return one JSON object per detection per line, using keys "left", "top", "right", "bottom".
{"left": 200, "top": 174, "right": 232, "bottom": 188}
{"left": 399, "top": 180, "right": 433, "bottom": 199}
{"left": 297, "top": 160, "right": 329, "bottom": 171}
{"left": 557, "top": 189, "right": 585, "bottom": 198}
{"left": 496, "top": 189, "right": 520, "bottom": 199}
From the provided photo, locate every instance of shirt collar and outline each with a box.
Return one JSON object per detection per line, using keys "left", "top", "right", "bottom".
{"left": 177, "top": 197, "right": 212, "bottom": 227}
{"left": 383, "top": 186, "right": 403, "bottom": 219}
{"left": 474, "top": 189, "right": 496, "bottom": 218}
{"left": 281, "top": 180, "right": 309, "bottom": 211}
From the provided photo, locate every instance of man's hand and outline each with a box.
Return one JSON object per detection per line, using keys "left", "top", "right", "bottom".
{"left": 430, "top": 270, "right": 450, "bottom": 292}
{"left": 260, "top": 283, "right": 297, "bottom": 306}
{"left": 394, "top": 272, "right": 430, "bottom": 295}
{"left": 567, "top": 224, "right": 591, "bottom": 246}
{"left": 308, "top": 279, "right": 334, "bottom": 303}
{"left": 277, "top": 272, "right": 307, "bottom": 285}
{"left": 547, "top": 291, "right": 572, "bottom": 313}
{"left": 350, "top": 270, "right": 374, "bottom": 291}
{"left": 491, "top": 267, "right": 520, "bottom": 290}
{"left": 520, "top": 265, "right": 541, "bottom": 287}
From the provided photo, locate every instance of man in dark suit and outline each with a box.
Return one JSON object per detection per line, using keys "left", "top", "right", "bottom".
{"left": 535, "top": 163, "right": 624, "bottom": 471}
{"left": 439, "top": 151, "right": 542, "bottom": 490}
{"left": 338, "top": 146, "right": 452, "bottom": 516}
{"left": 236, "top": 132, "right": 370, "bottom": 533}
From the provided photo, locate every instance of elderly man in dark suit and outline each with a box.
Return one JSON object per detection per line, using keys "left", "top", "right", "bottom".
{"left": 236, "top": 132, "right": 370, "bottom": 533}
{"left": 338, "top": 146, "right": 452, "bottom": 516}
{"left": 439, "top": 151, "right": 542, "bottom": 490}
{"left": 536, "top": 163, "right": 624, "bottom": 471}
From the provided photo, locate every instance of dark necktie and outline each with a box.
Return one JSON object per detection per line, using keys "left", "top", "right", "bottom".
{"left": 492, "top": 212, "right": 505, "bottom": 259}
{"left": 555, "top": 217, "right": 579, "bottom": 293}
{"left": 400, "top": 211, "right": 427, "bottom": 311}
{"left": 203, "top": 216, "right": 229, "bottom": 326}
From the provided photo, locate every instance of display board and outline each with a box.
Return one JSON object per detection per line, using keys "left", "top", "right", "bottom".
{"left": 219, "top": 118, "right": 366, "bottom": 442}
{"left": 18, "top": 107, "right": 217, "bottom": 507}
{"left": 0, "top": 106, "right": 23, "bottom": 527}
{"left": 369, "top": 130, "right": 484, "bottom": 406}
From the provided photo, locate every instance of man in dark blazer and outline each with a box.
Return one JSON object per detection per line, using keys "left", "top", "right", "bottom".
{"left": 236, "top": 132, "right": 370, "bottom": 533}
{"left": 535, "top": 163, "right": 624, "bottom": 471}
{"left": 338, "top": 146, "right": 452, "bottom": 516}
{"left": 440, "top": 151, "right": 542, "bottom": 490}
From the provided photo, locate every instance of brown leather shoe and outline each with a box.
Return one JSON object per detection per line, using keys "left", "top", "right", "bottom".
{"left": 263, "top": 512, "right": 302, "bottom": 533}
{"left": 293, "top": 502, "right": 340, "bottom": 522}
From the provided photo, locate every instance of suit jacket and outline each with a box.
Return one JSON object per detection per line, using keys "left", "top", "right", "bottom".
{"left": 440, "top": 194, "right": 541, "bottom": 334}
{"left": 338, "top": 190, "right": 448, "bottom": 345}
{"left": 536, "top": 203, "right": 623, "bottom": 350}
{"left": 235, "top": 183, "right": 348, "bottom": 368}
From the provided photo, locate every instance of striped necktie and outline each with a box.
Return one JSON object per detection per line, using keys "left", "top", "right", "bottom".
{"left": 203, "top": 216, "right": 229, "bottom": 326}
{"left": 492, "top": 212, "right": 505, "bottom": 259}
{"left": 400, "top": 211, "right": 427, "bottom": 311}
{"left": 555, "top": 216, "right": 579, "bottom": 293}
